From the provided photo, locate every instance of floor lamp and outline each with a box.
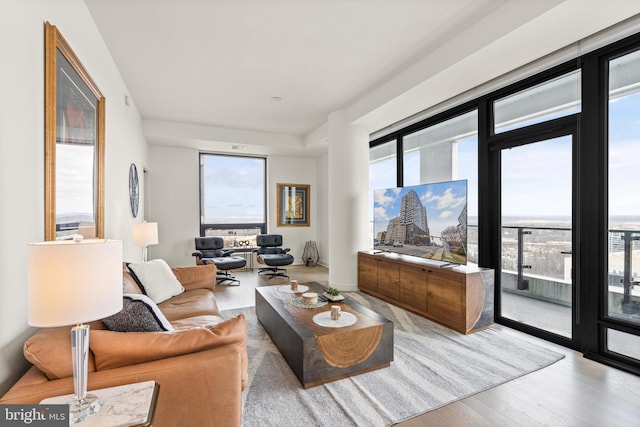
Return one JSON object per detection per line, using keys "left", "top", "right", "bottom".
{"left": 133, "top": 222, "right": 158, "bottom": 262}
{"left": 27, "top": 239, "right": 122, "bottom": 423}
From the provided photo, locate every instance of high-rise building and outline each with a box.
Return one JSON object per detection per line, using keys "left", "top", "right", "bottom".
{"left": 386, "top": 217, "right": 405, "bottom": 243}
{"left": 386, "top": 190, "right": 431, "bottom": 245}
{"left": 458, "top": 204, "right": 467, "bottom": 230}
{"left": 400, "top": 189, "right": 429, "bottom": 232}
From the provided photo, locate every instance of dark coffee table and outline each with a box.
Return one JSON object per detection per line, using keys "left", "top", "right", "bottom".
{"left": 255, "top": 282, "right": 393, "bottom": 388}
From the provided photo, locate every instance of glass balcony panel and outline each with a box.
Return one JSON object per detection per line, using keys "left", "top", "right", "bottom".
{"left": 500, "top": 226, "right": 572, "bottom": 338}
{"left": 607, "top": 230, "right": 640, "bottom": 324}
{"left": 502, "top": 227, "right": 572, "bottom": 281}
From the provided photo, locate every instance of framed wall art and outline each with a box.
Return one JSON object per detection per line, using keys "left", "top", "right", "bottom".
{"left": 277, "top": 183, "right": 310, "bottom": 227}
{"left": 44, "top": 22, "right": 105, "bottom": 240}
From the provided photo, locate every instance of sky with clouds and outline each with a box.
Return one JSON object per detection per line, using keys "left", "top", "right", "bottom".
{"left": 202, "top": 155, "right": 265, "bottom": 223}
{"left": 374, "top": 180, "right": 467, "bottom": 238}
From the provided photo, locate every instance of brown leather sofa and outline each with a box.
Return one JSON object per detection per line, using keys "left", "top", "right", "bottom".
{"left": 0, "top": 263, "right": 247, "bottom": 427}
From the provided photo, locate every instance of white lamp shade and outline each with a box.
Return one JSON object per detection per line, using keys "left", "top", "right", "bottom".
{"left": 27, "top": 239, "right": 123, "bottom": 327}
{"left": 133, "top": 222, "right": 158, "bottom": 246}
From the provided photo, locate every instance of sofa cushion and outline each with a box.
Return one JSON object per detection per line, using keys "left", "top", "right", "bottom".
{"left": 102, "top": 294, "right": 174, "bottom": 332}
{"left": 90, "top": 314, "right": 248, "bottom": 382}
{"left": 158, "top": 288, "right": 220, "bottom": 321}
{"left": 23, "top": 322, "right": 103, "bottom": 380}
{"left": 127, "top": 259, "right": 185, "bottom": 303}
{"left": 171, "top": 264, "right": 217, "bottom": 292}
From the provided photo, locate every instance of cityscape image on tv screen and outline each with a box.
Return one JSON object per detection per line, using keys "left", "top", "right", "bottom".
{"left": 373, "top": 179, "right": 468, "bottom": 265}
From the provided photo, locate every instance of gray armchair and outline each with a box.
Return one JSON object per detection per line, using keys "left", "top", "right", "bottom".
{"left": 192, "top": 237, "right": 246, "bottom": 285}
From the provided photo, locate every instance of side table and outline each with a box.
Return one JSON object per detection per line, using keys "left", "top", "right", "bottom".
{"left": 40, "top": 381, "right": 159, "bottom": 426}
{"left": 227, "top": 247, "right": 257, "bottom": 271}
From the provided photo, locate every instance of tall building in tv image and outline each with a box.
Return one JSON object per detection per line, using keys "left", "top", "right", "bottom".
{"left": 374, "top": 180, "right": 468, "bottom": 265}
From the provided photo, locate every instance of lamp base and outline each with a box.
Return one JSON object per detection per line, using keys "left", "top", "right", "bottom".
{"left": 70, "top": 324, "right": 102, "bottom": 423}
{"left": 68, "top": 393, "right": 101, "bottom": 424}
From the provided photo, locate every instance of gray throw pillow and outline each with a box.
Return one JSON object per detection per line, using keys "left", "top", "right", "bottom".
{"left": 102, "top": 293, "right": 174, "bottom": 332}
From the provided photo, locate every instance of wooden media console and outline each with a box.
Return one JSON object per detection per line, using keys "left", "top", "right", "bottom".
{"left": 358, "top": 251, "right": 494, "bottom": 334}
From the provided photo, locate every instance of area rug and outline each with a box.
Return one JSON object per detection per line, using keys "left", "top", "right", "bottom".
{"left": 230, "top": 291, "right": 564, "bottom": 427}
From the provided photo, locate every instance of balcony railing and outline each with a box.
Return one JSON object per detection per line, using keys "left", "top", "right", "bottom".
{"left": 501, "top": 225, "right": 640, "bottom": 320}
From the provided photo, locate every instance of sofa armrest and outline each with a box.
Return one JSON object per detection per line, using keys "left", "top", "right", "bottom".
{"left": 0, "top": 346, "right": 243, "bottom": 427}
{"left": 171, "top": 263, "right": 217, "bottom": 291}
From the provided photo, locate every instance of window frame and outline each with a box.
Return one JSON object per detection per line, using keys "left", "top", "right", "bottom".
{"left": 198, "top": 153, "right": 267, "bottom": 237}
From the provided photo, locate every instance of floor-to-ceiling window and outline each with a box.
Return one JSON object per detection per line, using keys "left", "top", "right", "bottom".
{"left": 199, "top": 153, "right": 266, "bottom": 245}
{"left": 492, "top": 69, "right": 580, "bottom": 344}
{"left": 605, "top": 47, "right": 640, "bottom": 363}
{"left": 369, "top": 139, "right": 397, "bottom": 245}
{"left": 368, "top": 31, "right": 640, "bottom": 374}
{"left": 402, "top": 110, "right": 478, "bottom": 263}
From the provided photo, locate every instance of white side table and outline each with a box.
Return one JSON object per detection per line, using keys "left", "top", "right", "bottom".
{"left": 40, "top": 381, "right": 158, "bottom": 426}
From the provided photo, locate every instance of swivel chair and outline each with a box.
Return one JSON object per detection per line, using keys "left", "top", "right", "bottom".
{"left": 255, "top": 234, "right": 294, "bottom": 279}
{"left": 192, "top": 237, "right": 246, "bottom": 285}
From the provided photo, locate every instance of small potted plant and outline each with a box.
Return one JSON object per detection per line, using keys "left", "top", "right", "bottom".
{"left": 324, "top": 286, "right": 344, "bottom": 301}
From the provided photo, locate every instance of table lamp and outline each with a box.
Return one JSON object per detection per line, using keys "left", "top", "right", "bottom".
{"left": 27, "top": 239, "right": 122, "bottom": 423}
{"left": 132, "top": 222, "right": 158, "bottom": 262}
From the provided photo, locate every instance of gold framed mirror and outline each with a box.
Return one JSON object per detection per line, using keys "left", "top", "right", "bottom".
{"left": 45, "top": 22, "right": 105, "bottom": 241}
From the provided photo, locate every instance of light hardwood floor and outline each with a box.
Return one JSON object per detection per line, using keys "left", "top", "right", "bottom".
{"left": 218, "top": 265, "right": 640, "bottom": 427}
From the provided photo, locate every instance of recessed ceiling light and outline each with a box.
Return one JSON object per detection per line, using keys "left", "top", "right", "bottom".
{"left": 270, "top": 96, "right": 282, "bottom": 102}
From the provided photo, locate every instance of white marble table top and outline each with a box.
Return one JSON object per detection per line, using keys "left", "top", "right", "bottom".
{"left": 41, "top": 380, "right": 157, "bottom": 426}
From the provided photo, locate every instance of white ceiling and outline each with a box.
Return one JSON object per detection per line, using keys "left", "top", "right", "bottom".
{"left": 84, "top": 0, "right": 640, "bottom": 156}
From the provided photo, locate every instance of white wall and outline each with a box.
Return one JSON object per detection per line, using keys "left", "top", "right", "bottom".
{"left": 267, "top": 156, "right": 318, "bottom": 263}
{"left": 147, "top": 147, "right": 321, "bottom": 267}
{"left": 147, "top": 146, "right": 200, "bottom": 266}
{"left": 0, "top": 0, "right": 148, "bottom": 395}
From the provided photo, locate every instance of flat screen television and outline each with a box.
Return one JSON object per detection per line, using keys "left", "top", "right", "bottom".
{"left": 373, "top": 179, "right": 468, "bottom": 266}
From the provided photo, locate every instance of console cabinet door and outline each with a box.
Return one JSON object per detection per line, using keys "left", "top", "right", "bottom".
{"left": 399, "top": 265, "right": 428, "bottom": 313}
{"left": 358, "top": 254, "right": 378, "bottom": 292}
{"left": 377, "top": 259, "right": 400, "bottom": 300}
{"left": 427, "top": 271, "right": 464, "bottom": 330}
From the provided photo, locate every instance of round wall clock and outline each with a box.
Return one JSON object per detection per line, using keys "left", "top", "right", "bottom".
{"left": 129, "top": 163, "right": 139, "bottom": 218}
